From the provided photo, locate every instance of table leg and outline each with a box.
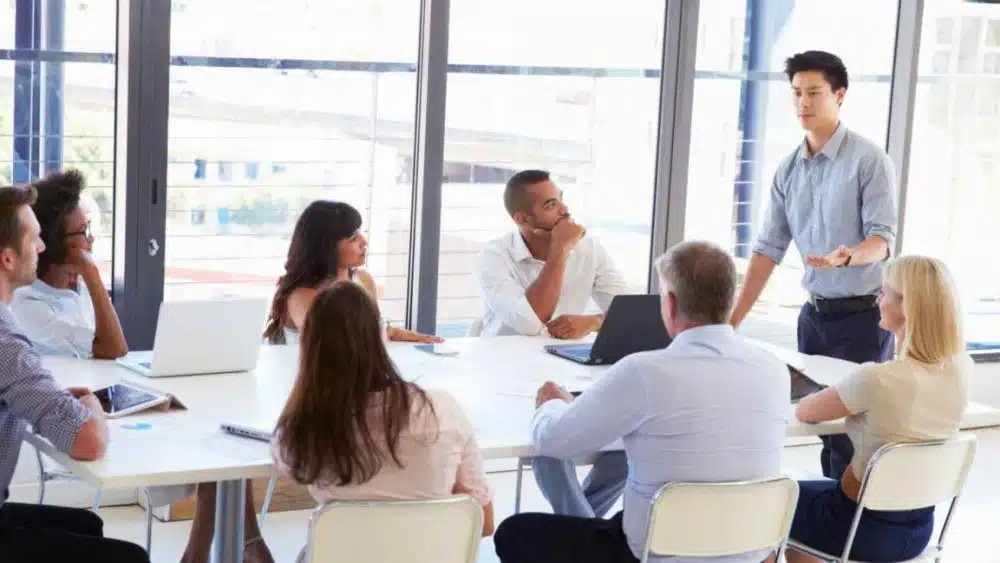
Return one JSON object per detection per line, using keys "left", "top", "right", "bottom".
{"left": 212, "top": 478, "right": 246, "bottom": 563}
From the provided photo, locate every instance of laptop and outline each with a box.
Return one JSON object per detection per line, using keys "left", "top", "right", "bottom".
{"left": 544, "top": 294, "right": 672, "bottom": 365}
{"left": 117, "top": 298, "right": 268, "bottom": 377}
{"left": 220, "top": 417, "right": 275, "bottom": 442}
{"left": 968, "top": 342, "right": 1000, "bottom": 363}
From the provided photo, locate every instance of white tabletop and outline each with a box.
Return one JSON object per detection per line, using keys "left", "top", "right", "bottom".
{"left": 27, "top": 336, "right": 1000, "bottom": 490}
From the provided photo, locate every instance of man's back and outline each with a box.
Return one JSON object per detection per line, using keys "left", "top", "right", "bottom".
{"left": 622, "top": 326, "right": 789, "bottom": 561}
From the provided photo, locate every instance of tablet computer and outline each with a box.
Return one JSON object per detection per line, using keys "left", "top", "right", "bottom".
{"left": 93, "top": 383, "right": 169, "bottom": 419}
{"left": 789, "top": 365, "right": 827, "bottom": 403}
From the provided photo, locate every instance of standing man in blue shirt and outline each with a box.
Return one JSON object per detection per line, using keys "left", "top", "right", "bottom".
{"left": 0, "top": 185, "right": 148, "bottom": 562}
{"left": 729, "top": 50, "right": 898, "bottom": 480}
{"left": 494, "top": 241, "right": 789, "bottom": 563}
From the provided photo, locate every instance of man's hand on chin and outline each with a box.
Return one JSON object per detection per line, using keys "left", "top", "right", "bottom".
{"left": 546, "top": 314, "right": 600, "bottom": 340}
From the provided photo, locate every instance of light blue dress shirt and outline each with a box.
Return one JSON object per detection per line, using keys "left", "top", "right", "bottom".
{"left": 754, "top": 123, "right": 898, "bottom": 298}
{"left": 532, "top": 324, "right": 790, "bottom": 562}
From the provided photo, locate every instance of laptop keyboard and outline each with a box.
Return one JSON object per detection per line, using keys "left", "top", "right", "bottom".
{"left": 561, "top": 345, "right": 593, "bottom": 360}
{"left": 139, "top": 361, "right": 152, "bottom": 369}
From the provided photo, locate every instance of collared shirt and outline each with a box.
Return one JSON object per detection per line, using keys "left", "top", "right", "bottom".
{"left": 11, "top": 278, "right": 95, "bottom": 358}
{"left": 754, "top": 123, "right": 898, "bottom": 298}
{"left": 532, "top": 325, "right": 789, "bottom": 563}
{"left": 0, "top": 303, "right": 92, "bottom": 499}
{"left": 474, "top": 231, "right": 631, "bottom": 336}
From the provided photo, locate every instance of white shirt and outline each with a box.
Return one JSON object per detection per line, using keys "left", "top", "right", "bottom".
{"left": 532, "top": 325, "right": 790, "bottom": 562}
{"left": 11, "top": 279, "right": 95, "bottom": 358}
{"left": 474, "top": 231, "right": 631, "bottom": 336}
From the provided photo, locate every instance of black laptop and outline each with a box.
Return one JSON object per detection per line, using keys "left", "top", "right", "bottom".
{"left": 544, "top": 294, "right": 672, "bottom": 365}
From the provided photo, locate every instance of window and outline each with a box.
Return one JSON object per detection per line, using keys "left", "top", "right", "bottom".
{"left": 163, "top": 0, "right": 420, "bottom": 326}
{"left": 685, "top": 0, "right": 898, "bottom": 326}
{"left": 217, "top": 161, "right": 232, "bottom": 181}
{"left": 435, "top": 0, "right": 667, "bottom": 336}
{"left": 904, "top": 0, "right": 1000, "bottom": 346}
{"left": 1, "top": 1, "right": 117, "bottom": 285}
{"left": 245, "top": 161, "right": 260, "bottom": 180}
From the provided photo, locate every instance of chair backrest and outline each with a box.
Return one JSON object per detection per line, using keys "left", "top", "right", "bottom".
{"left": 305, "top": 495, "right": 483, "bottom": 563}
{"left": 642, "top": 477, "right": 799, "bottom": 560}
{"left": 858, "top": 434, "right": 978, "bottom": 512}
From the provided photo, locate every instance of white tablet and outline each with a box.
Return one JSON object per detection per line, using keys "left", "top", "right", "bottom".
{"left": 93, "top": 383, "right": 169, "bottom": 419}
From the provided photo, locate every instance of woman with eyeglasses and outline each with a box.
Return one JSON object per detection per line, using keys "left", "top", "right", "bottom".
{"left": 11, "top": 169, "right": 127, "bottom": 360}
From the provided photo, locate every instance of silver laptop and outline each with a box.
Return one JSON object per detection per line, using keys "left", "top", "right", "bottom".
{"left": 117, "top": 298, "right": 268, "bottom": 377}
{"left": 220, "top": 416, "right": 275, "bottom": 442}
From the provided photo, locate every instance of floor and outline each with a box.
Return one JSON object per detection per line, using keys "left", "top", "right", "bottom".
{"left": 95, "top": 314, "right": 1000, "bottom": 561}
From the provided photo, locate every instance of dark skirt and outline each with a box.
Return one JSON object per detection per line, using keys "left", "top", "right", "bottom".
{"left": 790, "top": 479, "right": 934, "bottom": 563}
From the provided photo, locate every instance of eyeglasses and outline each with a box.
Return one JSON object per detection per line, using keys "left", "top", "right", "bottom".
{"left": 64, "top": 222, "right": 92, "bottom": 239}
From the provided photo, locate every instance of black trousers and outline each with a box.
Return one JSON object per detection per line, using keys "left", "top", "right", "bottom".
{"left": 797, "top": 302, "right": 894, "bottom": 480}
{"left": 0, "top": 502, "right": 149, "bottom": 563}
{"left": 494, "top": 510, "right": 639, "bottom": 563}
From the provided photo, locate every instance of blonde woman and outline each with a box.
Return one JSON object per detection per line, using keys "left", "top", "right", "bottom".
{"left": 784, "top": 256, "right": 971, "bottom": 563}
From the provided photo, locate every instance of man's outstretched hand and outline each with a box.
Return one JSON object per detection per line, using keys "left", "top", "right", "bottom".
{"left": 806, "top": 245, "right": 852, "bottom": 269}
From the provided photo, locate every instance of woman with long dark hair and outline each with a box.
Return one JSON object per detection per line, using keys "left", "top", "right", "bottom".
{"left": 262, "top": 200, "right": 441, "bottom": 345}
{"left": 273, "top": 281, "right": 494, "bottom": 558}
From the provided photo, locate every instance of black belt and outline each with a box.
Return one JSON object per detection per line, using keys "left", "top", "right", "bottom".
{"left": 809, "top": 295, "right": 877, "bottom": 315}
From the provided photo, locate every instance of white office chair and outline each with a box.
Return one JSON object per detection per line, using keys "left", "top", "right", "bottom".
{"left": 512, "top": 453, "right": 603, "bottom": 513}
{"left": 641, "top": 477, "right": 799, "bottom": 562}
{"left": 787, "top": 434, "right": 978, "bottom": 563}
{"left": 34, "top": 447, "right": 279, "bottom": 554}
{"left": 304, "top": 495, "right": 483, "bottom": 563}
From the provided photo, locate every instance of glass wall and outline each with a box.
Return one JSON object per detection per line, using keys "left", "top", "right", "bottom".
{"left": 904, "top": 0, "right": 1000, "bottom": 345}
{"left": 435, "top": 0, "right": 666, "bottom": 335}
{"left": 685, "top": 0, "right": 898, "bottom": 323}
{"left": 162, "top": 0, "right": 420, "bottom": 324}
{"left": 1, "top": 0, "right": 117, "bottom": 284}
{"left": 5, "top": 0, "right": 992, "bottom": 349}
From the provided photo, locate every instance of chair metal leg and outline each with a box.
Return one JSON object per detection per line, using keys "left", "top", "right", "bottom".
{"left": 142, "top": 488, "right": 153, "bottom": 554}
{"left": 35, "top": 448, "right": 47, "bottom": 505}
{"left": 514, "top": 457, "right": 525, "bottom": 514}
{"left": 259, "top": 476, "right": 277, "bottom": 528}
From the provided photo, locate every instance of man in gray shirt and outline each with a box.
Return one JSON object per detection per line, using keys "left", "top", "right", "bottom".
{"left": 0, "top": 184, "right": 148, "bottom": 562}
{"left": 495, "top": 241, "right": 789, "bottom": 563}
{"left": 729, "top": 50, "right": 897, "bottom": 480}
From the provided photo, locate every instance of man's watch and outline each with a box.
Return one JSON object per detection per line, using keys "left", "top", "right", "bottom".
{"left": 840, "top": 254, "right": 853, "bottom": 268}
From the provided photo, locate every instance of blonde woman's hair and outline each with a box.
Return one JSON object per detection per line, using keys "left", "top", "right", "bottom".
{"left": 883, "top": 255, "right": 964, "bottom": 364}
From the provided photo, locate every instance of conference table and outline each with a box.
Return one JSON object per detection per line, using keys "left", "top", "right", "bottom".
{"left": 26, "top": 335, "right": 1000, "bottom": 563}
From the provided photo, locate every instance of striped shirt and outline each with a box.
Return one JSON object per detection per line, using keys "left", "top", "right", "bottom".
{"left": 0, "top": 302, "right": 92, "bottom": 500}
{"left": 754, "top": 123, "right": 898, "bottom": 298}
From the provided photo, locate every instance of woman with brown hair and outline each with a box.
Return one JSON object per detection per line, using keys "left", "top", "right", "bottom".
{"left": 272, "top": 281, "right": 494, "bottom": 558}
{"left": 262, "top": 200, "right": 441, "bottom": 345}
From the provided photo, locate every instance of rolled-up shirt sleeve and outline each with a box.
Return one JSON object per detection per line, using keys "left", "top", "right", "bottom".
{"left": 859, "top": 152, "right": 898, "bottom": 252}
{"left": 474, "top": 247, "right": 544, "bottom": 336}
{"left": 0, "top": 331, "right": 92, "bottom": 454}
{"left": 753, "top": 173, "right": 793, "bottom": 265}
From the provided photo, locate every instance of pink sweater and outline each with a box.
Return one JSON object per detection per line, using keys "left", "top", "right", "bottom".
{"left": 273, "top": 389, "right": 492, "bottom": 506}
